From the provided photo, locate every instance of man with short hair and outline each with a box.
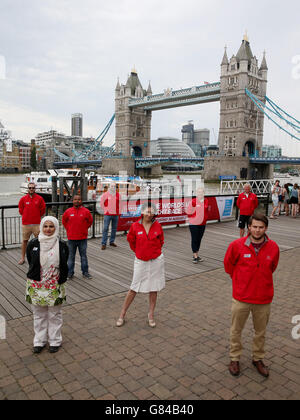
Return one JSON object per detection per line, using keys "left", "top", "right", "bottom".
{"left": 236, "top": 184, "right": 258, "bottom": 238}
{"left": 18, "top": 183, "right": 46, "bottom": 265}
{"left": 62, "top": 195, "right": 93, "bottom": 279}
{"left": 224, "top": 213, "right": 280, "bottom": 378}
{"left": 100, "top": 183, "right": 121, "bottom": 250}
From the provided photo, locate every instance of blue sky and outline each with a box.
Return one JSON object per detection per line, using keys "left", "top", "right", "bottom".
{"left": 0, "top": 0, "right": 299, "bottom": 155}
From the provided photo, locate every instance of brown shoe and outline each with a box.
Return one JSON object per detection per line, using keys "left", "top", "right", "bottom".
{"left": 252, "top": 360, "right": 269, "bottom": 378}
{"left": 101, "top": 245, "right": 106, "bottom": 250}
{"left": 229, "top": 361, "right": 240, "bottom": 377}
{"left": 110, "top": 243, "right": 117, "bottom": 247}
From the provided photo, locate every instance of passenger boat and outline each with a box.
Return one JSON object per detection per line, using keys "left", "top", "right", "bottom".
{"left": 20, "top": 170, "right": 145, "bottom": 202}
{"left": 20, "top": 169, "right": 86, "bottom": 202}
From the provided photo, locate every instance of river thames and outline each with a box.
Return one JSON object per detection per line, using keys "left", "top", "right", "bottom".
{"left": 0, "top": 173, "right": 222, "bottom": 208}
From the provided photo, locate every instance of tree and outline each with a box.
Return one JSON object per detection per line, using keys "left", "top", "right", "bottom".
{"left": 30, "top": 146, "right": 37, "bottom": 170}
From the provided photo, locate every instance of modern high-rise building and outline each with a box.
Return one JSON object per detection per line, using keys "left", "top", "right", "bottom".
{"left": 182, "top": 122, "right": 210, "bottom": 157}
{"left": 71, "top": 113, "right": 83, "bottom": 137}
{"left": 262, "top": 145, "right": 282, "bottom": 158}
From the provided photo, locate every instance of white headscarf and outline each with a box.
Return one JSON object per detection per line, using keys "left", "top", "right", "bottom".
{"left": 38, "top": 216, "right": 60, "bottom": 271}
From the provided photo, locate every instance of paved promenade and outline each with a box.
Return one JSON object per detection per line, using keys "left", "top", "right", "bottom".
{"left": 0, "top": 219, "right": 300, "bottom": 400}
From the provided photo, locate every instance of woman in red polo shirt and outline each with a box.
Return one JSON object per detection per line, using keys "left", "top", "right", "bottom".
{"left": 186, "top": 187, "right": 208, "bottom": 264}
{"left": 116, "top": 203, "right": 165, "bottom": 328}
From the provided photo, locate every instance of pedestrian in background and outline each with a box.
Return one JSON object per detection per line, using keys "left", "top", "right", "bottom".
{"left": 186, "top": 187, "right": 208, "bottom": 263}
{"left": 236, "top": 184, "right": 258, "bottom": 237}
{"left": 18, "top": 182, "right": 46, "bottom": 265}
{"left": 116, "top": 203, "right": 165, "bottom": 328}
{"left": 62, "top": 195, "right": 93, "bottom": 279}
{"left": 224, "top": 213, "right": 280, "bottom": 378}
{"left": 100, "top": 183, "right": 121, "bottom": 250}
{"left": 290, "top": 184, "right": 299, "bottom": 218}
{"left": 282, "top": 184, "right": 291, "bottom": 216}
{"left": 270, "top": 180, "right": 281, "bottom": 219}
{"left": 26, "top": 216, "right": 69, "bottom": 354}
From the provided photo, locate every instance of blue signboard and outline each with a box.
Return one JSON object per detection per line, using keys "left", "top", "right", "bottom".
{"left": 219, "top": 175, "right": 237, "bottom": 181}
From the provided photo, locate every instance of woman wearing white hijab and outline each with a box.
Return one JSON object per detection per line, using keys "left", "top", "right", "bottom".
{"left": 26, "top": 216, "right": 69, "bottom": 354}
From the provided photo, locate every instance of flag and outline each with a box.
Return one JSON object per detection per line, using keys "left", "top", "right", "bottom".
{"left": 177, "top": 175, "right": 182, "bottom": 183}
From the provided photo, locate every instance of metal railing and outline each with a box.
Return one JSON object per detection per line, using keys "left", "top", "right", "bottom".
{"left": 0, "top": 201, "right": 102, "bottom": 250}
{"left": 220, "top": 179, "right": 274, "bottom": 195}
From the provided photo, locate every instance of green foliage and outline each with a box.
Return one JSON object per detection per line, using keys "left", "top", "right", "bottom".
{"left": 30, "top": 146, "right": 37, "bottom": 170}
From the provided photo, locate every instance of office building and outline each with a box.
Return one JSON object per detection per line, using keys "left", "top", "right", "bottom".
{"left": 182, "top": 122, "right": 210, "bottom": 157}
{"left": 71, "top": 113, "right": 83, "bottom": 137}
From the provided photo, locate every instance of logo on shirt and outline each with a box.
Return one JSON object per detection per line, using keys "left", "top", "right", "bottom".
{"left": 244, "top": 254, "right": 252, "bottom": 258}
{"left": 138, "top": 232, "right": 143, "bottom": 235}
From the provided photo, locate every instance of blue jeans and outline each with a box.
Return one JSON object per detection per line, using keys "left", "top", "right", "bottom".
{"left": 68, "top": 239, "right": 89, "bottom": 276}
{"left": 102, "top": 215, "right": 119, "bottom": 246}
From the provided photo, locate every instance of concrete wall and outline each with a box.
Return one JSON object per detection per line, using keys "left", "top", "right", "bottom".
{"left": 137, "top": 165, "right": 163, "bottom": 177}
{"left": 99, "top": 158, "right": 136, "bottom": 176}
{"left": 203, "top": 156, "right": 274, "bottom": 180}
{"left": 203, "top": 156, "right": 251, "bottom": 180}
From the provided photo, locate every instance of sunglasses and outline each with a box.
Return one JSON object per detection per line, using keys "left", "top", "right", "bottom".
{"left": 28, "top": 187, "right": 35, "bottom": 190}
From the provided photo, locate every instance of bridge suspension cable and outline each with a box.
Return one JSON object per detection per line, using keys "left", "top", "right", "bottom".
{"left": 245, "top": 89, "right": 300, "bottom": 142}
{"left": 53, "top": 148, "right": 71, "bottom": 161}
{"left": 73, "top": 114, "right": 115, "bottom": 160}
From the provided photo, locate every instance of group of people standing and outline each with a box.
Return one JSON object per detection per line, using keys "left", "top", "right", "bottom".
{"left": 270, "top": 180, "right": 300, "bottom": 219}
{"left": 18, "top": 181, "right": 281, "bottom": 380}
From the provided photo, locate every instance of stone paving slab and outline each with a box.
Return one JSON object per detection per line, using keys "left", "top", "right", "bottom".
{"left": 1, "top": 245, "right": 300, "bottom": 400}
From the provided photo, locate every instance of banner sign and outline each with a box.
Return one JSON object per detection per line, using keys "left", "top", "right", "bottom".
{"left": 117, "top": 196, "right": 235, "bottom": 231}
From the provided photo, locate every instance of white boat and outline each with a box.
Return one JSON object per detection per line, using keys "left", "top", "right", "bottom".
{"left": 20, "top": 170, "right": 144, "bottom": 202}
{"left": 20, "top": 169, "right": 82, "bottom": 201}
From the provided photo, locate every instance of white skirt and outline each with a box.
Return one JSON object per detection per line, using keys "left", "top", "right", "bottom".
{"left": 130, "top": 254, "right": 165, "bottom": 293}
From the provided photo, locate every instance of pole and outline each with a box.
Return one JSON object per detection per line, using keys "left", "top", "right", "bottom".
{"left": 1, "top": 208, "right": 6, "bottom": 250}
{"left": 92, "top": 202, "right": 96, "bottom": 239}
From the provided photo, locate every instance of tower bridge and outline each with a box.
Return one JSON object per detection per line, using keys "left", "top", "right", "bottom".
{"left": 128, "top": 82, "right": 221, "bottom": 111}
{"left": 111, "top": 33, "right": 271, "bottom": 178}
{"left": 54, "top": 34, "right": 299, "bottom": 180}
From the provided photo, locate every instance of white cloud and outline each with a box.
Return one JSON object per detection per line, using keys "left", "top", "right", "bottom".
{"left": 0, "top": 0, "right": 299, "bottom": 155}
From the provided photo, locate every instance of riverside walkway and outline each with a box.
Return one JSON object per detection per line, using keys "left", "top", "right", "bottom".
{"left": 0, "top": 218, "right": 299, "bottom": 400}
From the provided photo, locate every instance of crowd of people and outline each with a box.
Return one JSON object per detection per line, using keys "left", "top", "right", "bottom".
{"left": 270, "top": 180, "right": 300, "bottom": 219}
{"left": 18, "top": 180, "right": 283, "bottom": 379}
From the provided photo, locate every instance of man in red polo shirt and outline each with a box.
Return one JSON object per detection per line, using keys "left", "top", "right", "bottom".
{"left": 100, "top": 183, "right": 121, "bottom": 250}
{"left": 224, "top": 213, "right": 280, "bottom": 378}
{"left": 62, "top": 195, "right": 93, "bottom": 279}
{"left": 236, "top": 184, "right": 258, "bottom": 238}
{"left": 18, "top": 182, "right": 46, "bottom": 265}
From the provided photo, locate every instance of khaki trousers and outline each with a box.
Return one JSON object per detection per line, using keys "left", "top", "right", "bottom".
{"left": 230, "top": 298, "right": 271, "bottom": 362}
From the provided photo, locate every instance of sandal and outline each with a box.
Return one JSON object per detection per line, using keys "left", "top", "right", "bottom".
{"left": 116, "top": 318, "right": 125, "bottom": 327}
{"left": 148, "top": 315, "right": 156, "bottom": 328}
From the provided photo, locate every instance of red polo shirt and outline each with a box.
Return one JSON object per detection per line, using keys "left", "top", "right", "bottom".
{"left": 224, "top": 235, "right": 280, "bottom": 305}
{"left": 18, "top": 194, "right": 46, "bottom": 225}
{"left": 127, "top": 219, "right": 164, "bottom": 261}
{"left": 62, "top": 206, "right": 93, "bottom": 240}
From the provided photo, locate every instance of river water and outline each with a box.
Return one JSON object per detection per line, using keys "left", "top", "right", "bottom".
{"left": 0, "top": 174, "right": 24, "bottom": 207}
{"left": 0, "top": 173, "right": 221, "bottom": 207}
{"left": 4, "top": 173, "right": 299, "bottom": 209}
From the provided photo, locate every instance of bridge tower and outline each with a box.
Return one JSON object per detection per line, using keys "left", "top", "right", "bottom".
{"left": 115, "top": 69, "right": 152, "bottom": 158}
{"left": 218, "top": 34, "right": 268, "bottom": 158}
